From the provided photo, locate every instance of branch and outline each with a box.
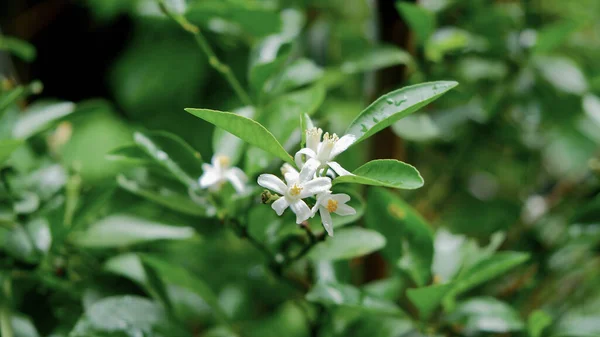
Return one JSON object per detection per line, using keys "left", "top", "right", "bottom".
{"left": 158, "top": 1, "right": 253, "bottom": 107}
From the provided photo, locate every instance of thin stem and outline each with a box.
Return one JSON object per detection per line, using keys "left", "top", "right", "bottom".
{"left": 158, "top": 1, "right": 253, "bottom": 107}
{"left": 0, "top": 277, "right": 13, "bottom": 337}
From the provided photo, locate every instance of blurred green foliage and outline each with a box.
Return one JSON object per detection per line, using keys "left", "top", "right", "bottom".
{"left": 1, "top": 0, "right": 600, "bottom": 336}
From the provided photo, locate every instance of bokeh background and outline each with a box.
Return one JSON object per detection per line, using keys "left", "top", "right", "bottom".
{"left": 1, "top": 0, "right": 600, "bottom": 336}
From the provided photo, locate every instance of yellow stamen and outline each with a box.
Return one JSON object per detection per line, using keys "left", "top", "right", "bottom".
{"left": 217, "top": 155, "right": 230, "bottom": 167}
{"left": 326, "top": 199, "right": 338, "bottom": 212}
{"left": 289, "top": 184, "right": 303, "bottom": 196}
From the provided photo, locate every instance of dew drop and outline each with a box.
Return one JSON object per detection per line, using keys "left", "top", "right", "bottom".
{"left": 385, "top": 98, "right": 395, "bottom": 105}
{"left": 360, "top": 124, "right": 368, "bottom": 132}
{"left": 372, "top": 117, "right": 379, "bottom": 123}
{"left": 395, "top": 98, "right": 407, "bottom": 106}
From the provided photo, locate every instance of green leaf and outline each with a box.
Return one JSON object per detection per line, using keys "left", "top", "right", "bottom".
{"left": 528, "top": 310, "right": 552, "bottom": 337}
{"left": 306, "top": 282, "right": 404, "bottom": 316}
{"left": 308, "top": 227, "right": 386, "bottom": 261}
{"left": 185, "top": 108, "right": 293, "bottom": 164}
{"left": 448, "top": 297, "right": 524, "bottom": 333}
{"left": 69, "top": 295, "right": 190, "bottom": 337}
{"left": 278, "top": 58, "right": 324, "bottom": 92}
{"left": 425, "top": 28, "right": 471, "bottom": 62}
{"left": 105, "top": 145, "right": 155, "bottom": 166}
{"left": 396, "top": 3, "right": 436, "bottom": 45}
{"left": 0, "top": 36, "right": 36, "bottom": 62}
{"left": 534, "top": 56, "right": 588, "bottom": 95}
{"left": 448, "top": 252, "right": 529, "bottom": 298}
{"left": 248, "top": 36, "right": 292, "bottom": 94}
{"left": 185, "top": 1, "right": 282, "bottom": 38}
{"left": 104, "top": 253, "right": 147, "bottom": 285}
{"left": 141, "top": 255, "right": 231, "bottom": 326}
{"left": 212, "top": 106, "right": 255, "bottom": 166}
{"left": 0, "top": 139, "right": 23, "bottom": 165}
{"left": 345, "top": 81, "right": 458, "bottom": 145}
{"left": 13, "top": 101, "right": 76, "bottom": 139}
{"left": 534, "top": 20, "right": 580, "bottom": 54}
{"left": 11, "top": 313, "right": 41, "bottom": 337}
{"left": 365, "top": 188, "right": 434, "bottom": 286}
{"left": 134, "top": 130, "right": 203, "bottom": 186}
{"left": 117, "top": 173, "right": 216, "bottom": 217}
{"left": 333, "top": 159, "right": 424, "bottom": 190}
{"left": 406, "top": 283, "right": 453, "bottom": 320}
{"left": 4, "top": 225, "right": 38, "bottom": 263}
{"left": 340, "top": 45, "right": 412, "bottom": 74}
{"left": 70, "top": 214, "right": 197, "bottom": 248}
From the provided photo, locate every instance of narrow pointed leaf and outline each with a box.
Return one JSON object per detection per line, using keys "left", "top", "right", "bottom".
{"left": 448, "top": 252, "right": 529, "bottom": 298}
{"left": 186, "top": 108, "right": 293, "bottom": 164}
{"left": 396, "top": 3, "right": 436, "bottom": 45}
{"left": 406, "top": 283, "right": 453, "bottom": 320}
{"left": 70, "top": 214, "right": 197, "bottom": 248}
{"left": 0, "top": 139, "right": 23, "bottom": 165}
{"left": 133, "top": 131, "right": 203, "bottom": 186}
{"left": 333, "top": 159, "right": 424, "bottom": 189}
{"left": 345, "top": 81, "right": 458, "bottom": 144}
{"left": 308, "top": 227, "right": 386, "bottom": 261}
{"left": 13, "top": 101, "right": 76, "bottom": 139}
{"left": 141, "top": 255, "right": 231, "bottom": 326}
{"left": 306, "top": 282, "right": 404, "bottom": 316}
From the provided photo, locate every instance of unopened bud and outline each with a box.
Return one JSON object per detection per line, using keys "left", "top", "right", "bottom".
{"left": 261, "top": 190, "right": 280, "bottom": 204}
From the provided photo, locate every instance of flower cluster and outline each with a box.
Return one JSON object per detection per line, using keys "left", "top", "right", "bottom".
{"left": 258, "top": 127, "right": 357, "bottom": 236}
{"left": 199, "top": 154, "right": 248, "bottom": 194}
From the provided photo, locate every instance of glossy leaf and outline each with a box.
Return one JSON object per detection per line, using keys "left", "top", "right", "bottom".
{"left": 340, "top": 46, "right": 412, "bottom": 74}
{"left": 449, "top": 297, "right": 524, "bottom": 334}
{"left": 306, "top": 282, "right": 404, "bottom": 316}
{"left": 528, "top": 310, "right": 552, "bottom": 337}
{"left": 117, "top": 174, "right": 216, "bottom": 217}
{"left": 105, "top": 145, "right": 155, "bottom": 166}
{"left": 366, "top": 188, "right": 434, "bottom": 286}
{"left": 308, "top": 227, "right": 386, "bottom": 261}
{"left": 0, "top": 139, "right": 23, "bottom": 165}
{"left": 396, "top": 3, "right": 436, "bottom": 45}
{"left": 133, "top": 131, "right": 203, "bottom": 186}
{"left": 345, "top": 81, "right": 458, "bottom": 145}
{"left": 0, "top": 36, "right": 36, "bottom": 62}
{"left": 534, "top": 56, "right": 588, "bottom": 95}
{"left": 70, "top": 214, "right": 197, "bottom": 248}
{"left": 69, "top": 296, "right": 190, "bottom": 337}
{"left": 425, "top": 28, "right": 471, "bottom": 62}
{"left": 185, "top": 108, "right": 293, "bottom": 164}
{"left": 448, "top": 252, "right": 529, "bottom": 298}
{"left": 278, "top": 58, "right": 324, "bottom": 92}
{"left": 534, "top": 20, "right": 580, "bottom": 54}
{"left": 13, "top": 101, "right": 76, "bottom": 139}
{"left": 212, "top": 106, "right": 255, "bottom": 166}
{"left": 333, "top": 159, "right": 424, "bottom": 190}
{"left": 406, "top": 283, "right": 453, "bottom": 320}
{"left": 141, "top": 255, "right": 231, "bottom": 326}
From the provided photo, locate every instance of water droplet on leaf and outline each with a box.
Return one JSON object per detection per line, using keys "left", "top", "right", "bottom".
{"left": 386, "top": 98, "right": 395, "bottom": 105}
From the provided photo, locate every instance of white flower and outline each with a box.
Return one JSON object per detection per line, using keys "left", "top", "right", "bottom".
{"left": 312, "top": 191, "right": 356, "bottom": 236}
{"left": 258, "top": 159, "right": 331, "bottom": 224}
{"left": 199, "top": 154, "right": 248, "bottom": 193}
{"left": 295, "top": 128, "right": 355, "bottom": 177}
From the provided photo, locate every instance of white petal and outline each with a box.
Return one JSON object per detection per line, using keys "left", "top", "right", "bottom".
{"left": 319, "top": 207, "right": 334, "bottom": 237}
{"left": 299, "top": 158, "right": 320, "bottom": 182}
{"left": 330, "top": 134, "right": 355, "bottom": 159}
{"left": 211, "top": 155, "right": 221, "bottom": 169}
{"left": 202, "top": 163, "right": 213, "bottom": 172}
{"left": 199, "top": 171, "right": 221, "bottom": 188}
{"left": 331, "top": 193, "right": 351, "bottom": 204}
{"left": 271, "top": 197, "right": 289, "bottom": 216}
{"left": 257, "top": 174, "right": 287, "bottom": 194}
{"left": 284, "top": 172, "right": 299, "bottom": 185}
{"left": 328, "top": 161, "right": 354, "bottom": 177}
{"left": 225, "top": 167, "right": 247, "bottom": 193}
{"left": 290, "top": 200, "right": 312, "bottom": 224}
{"left": 281, "top": 163, "right": 298, "bottom": 176}
{"left": 299, "top": 177, "right": 332, "bottom": 198}
{"left": 294, "top": 148, "right": 317, "bottom": 169}
{"left": 334, "top": 203, "right": 356, "bottom": 216}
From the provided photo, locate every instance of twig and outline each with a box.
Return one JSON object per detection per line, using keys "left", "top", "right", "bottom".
{"left": 158, "top": 1, "right": 253, "bottom": 107}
